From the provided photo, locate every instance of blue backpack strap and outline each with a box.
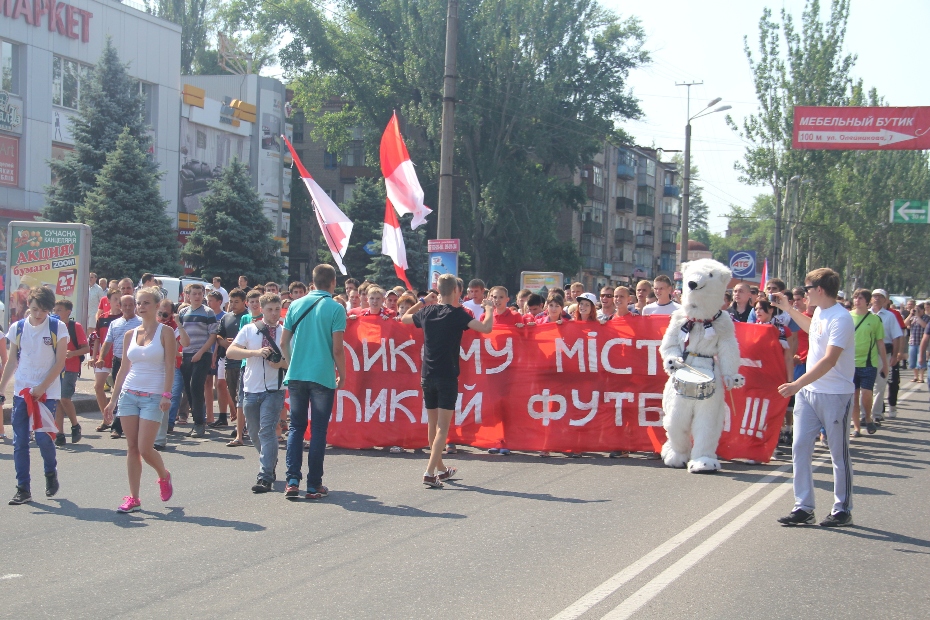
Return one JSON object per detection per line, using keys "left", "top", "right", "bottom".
{"left": 48, "top": 316, "right": 60, "bottom": 350}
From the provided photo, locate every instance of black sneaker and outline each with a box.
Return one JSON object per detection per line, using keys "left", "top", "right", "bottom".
{"left": 45, "top": 472, "right": 60, "bottom": 497}
{"left": 55, "top": 433, "right": 66, "bottom": 447}
{"left": 208, "top": 418, "right": 228, "bottom": 428}
{"left": 71, "top": 424, "right": 82, "bottom": 444}
{"left": 153, "top": 443, "right": 166, "bottom": 452}
{"left": 819, "top": 511, "right": 853, "bottom": 527}
{"left": 230, "top": 429, "right": 238, "bottom": 438}
{"left": 251, "top": 478, "right": 272, "bottom": 493}
{"left": 777, "top": 509, "right": 816, "bottom": 525}
{"left": 9, "top": 487, "right": 31, "bottom": 505}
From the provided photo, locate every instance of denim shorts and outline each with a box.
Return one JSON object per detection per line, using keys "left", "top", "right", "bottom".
{"left": 60, "top": 371, "right": 79, "bottom": 399}
{"left": 908, "top": 344, "right": 925, "bottom": 370}
{"left": 117, "top": 391, "right": 164, "bottom": 423}
{"left": 421, "top": 376, "right": 459, "bottom": 410}
{"left": 853, "top": 366, "right": 878, "bottom": 391}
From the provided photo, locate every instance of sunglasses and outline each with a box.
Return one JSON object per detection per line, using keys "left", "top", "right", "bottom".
{"left": 802, "top": 285, "right": 817, "bottom": 292}
{"left": 600, "top": 294, "right": 614, "bottom": 298}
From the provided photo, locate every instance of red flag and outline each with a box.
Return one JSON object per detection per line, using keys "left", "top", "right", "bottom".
{"left": 382, "top": 199, "right": 413, "bottom": 289}
{"left": 282, "top": 135, "right": 354, "bottom": 275}
{"left": 380, "top": 112, "right": 431, "bottom": 229}
{"left": 760, "top": 259, "right": 768, "bottom": 287}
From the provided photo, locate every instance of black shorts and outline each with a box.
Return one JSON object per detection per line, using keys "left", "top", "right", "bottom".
{"left": 854, "top": 366, "right": 878, "bottom": 391}
{"left": 421, "top": 376, "right": 459, "bottom": 410}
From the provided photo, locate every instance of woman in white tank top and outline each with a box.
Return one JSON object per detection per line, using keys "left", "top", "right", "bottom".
{"left": 105, "top": 287, "right": 177, "bottom": 513}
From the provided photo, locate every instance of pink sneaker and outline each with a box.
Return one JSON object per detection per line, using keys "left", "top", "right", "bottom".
{"left": 117, "top": 496, "right": 141, "bottom": 513}
{"left": 157, "top": 471, "right": 173, "bottom": 502}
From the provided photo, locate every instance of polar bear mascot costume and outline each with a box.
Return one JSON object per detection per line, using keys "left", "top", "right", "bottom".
{"left": 659, "top": 259, "right": 745, "bottom": 473}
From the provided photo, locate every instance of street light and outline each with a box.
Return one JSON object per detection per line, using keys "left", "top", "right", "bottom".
{"left": 680, "top": 99, "right": 731, "bottom": 267}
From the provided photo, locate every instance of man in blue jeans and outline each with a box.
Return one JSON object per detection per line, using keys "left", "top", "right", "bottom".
{"left": 228, "top": 293, "right": 289, "bottom": 493}
{"left": 0, "top": 286, "right": 70, "bottom": 505}
{"left": 280, "top": 264, "right": 346, "bottom": 499}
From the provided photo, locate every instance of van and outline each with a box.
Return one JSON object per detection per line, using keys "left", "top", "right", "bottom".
{"left": 153, "top": 275, "right": 210, "bottom": 304}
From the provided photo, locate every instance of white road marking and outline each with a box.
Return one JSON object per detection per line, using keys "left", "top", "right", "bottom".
{"left": 599, "top": 460, "right": 828, "bottom": 620}
{"left": 550, "top": 464, "right": 794, "bottom": 620}
{"left": 0, "top": 574, "right": 23, "bottom": 581}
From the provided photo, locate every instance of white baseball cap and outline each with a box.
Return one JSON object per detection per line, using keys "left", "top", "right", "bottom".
{"left": 577, "top": 292, "right": 598, "bottom": 305}
{"left": 871, "top": 288, "right": 888, "bottom": 298}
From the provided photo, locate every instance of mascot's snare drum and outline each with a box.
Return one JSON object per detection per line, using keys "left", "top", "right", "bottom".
{"left": 672, "top": 367, "right": 716, "bottom": 400}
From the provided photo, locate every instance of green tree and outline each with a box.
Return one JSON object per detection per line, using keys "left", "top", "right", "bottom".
{"left": 253, "top": 0, "right": 647, "bottom": 285}
{"left": 77, "top": 129, "right": 180, "bottom": 277}
{"left": 181, "top": 159, "right": 282, "bottom": 283}
{"left": 146, "top": 0, "right": 211, "bottom": 74}
{"left": 45, "top": 38, "right": 149, "bottom": 222}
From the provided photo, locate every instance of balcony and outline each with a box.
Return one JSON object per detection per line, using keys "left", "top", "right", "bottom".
{"left": 582, "top": 219, "right": 605, "bottom": 236}
{"left": 614, "top": 228, "right": 634, "bottom": 244}
{"left": 636, "top": 233, "right": 654, "bottom": 248}
{"left": 661, "top": 241, "right": 677, "bottom": 254}
{"left": 587, "top": 184, "right": 605, "bottom": 202}
{"left": 613, "top": 261, "right": 635, "bottom": 275}
{"left": 637, "top": 185, "right": 655, "bottom": 207}
{"left": 582, "top": 256, "right": 603, "bottom": 271}
{"left": 662, "top": 213, "right": 679, "bottom": 227}
{"left": 617, "top": 163, "right": 636, "bottom": 180}
{"left": 616, "top": 196, "right": 634, "bottom": 212}
{"left": 663, "top": 184, "right": 680, "bottom": 198}
{"left": 637, "top": 204, "right": 655, "bottom": 218}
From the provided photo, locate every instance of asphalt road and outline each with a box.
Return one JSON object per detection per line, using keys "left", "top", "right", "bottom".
{"left": 1, "top": 382, "right": 928, "bottom": 619}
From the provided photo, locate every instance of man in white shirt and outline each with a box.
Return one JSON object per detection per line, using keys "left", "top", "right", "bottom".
{"left": 87, "top": 272, "right": 104, "bottom": 330}
{"left": 212, "top": 277, "right": 230, "bottom": 308}
{"left": 869, "top": 289, "right": 903, "bottom": 421}
{"left": 0, "top": 286, "right": 70, "bottom": 505}
{"left": 774, "top": 268, "right": 855, "bottom": 527}
{"left": 597, "top": 285, "right": 617, "bottom": 320}
{"left": 641, "top": 275, "right": 681, "bottom": 316}
{"left": 227, "top": 293, "right": 288, "bottom": 494}
{"left": 462, "top": 279, "right": 487, "bottom": 317}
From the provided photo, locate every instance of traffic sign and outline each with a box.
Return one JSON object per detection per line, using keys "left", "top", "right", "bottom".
{"left": 889, "top": 200, "right": 930, "bottom": 224}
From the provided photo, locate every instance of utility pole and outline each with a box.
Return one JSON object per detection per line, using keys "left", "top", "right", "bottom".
{"left": 436, "top": 0, "right": 458, "bottom": 240}
{"left": 676, "top": 81, "right": 702, "bottom": 267}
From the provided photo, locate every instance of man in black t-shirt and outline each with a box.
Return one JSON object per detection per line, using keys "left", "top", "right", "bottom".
{"left": 215, "top": 289, "right": 248, "bottom": 440}
{"left": 402, "top": 273, "right": 494, "bottom": 488}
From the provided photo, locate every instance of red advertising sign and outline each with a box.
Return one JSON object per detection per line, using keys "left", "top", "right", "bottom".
{"left": 0, "top": 135, "right": 18, "bottom": 187}
{"left": 793, "top": 106, "right": 930, "bottom": 150}
{"left": 310, "top": 316, "right": 790, "bottom": 462}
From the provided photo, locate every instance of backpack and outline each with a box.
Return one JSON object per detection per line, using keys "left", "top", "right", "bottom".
{"left": 12, "top": 316, "right": 61, "bottom": 362}
{"left": 65, "top": 317, "right": 86, "bottom": 362}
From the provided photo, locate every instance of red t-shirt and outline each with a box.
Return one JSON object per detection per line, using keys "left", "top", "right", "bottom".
{"left": 890, "top": 308, "right": 906, "bottom": 330}
{"left": 795, "top": 310, "right": 813, "bottom": 363}
{"left": 350, "top": 307, "right": 396, "bottom": 319}
{"left": 480, "top": 308, "right": 522, "bottom": 325}
{"left": 98, "top": 296, "right": 110, "bottom": 317}
{"left": 64, "top": 320, "right": 88, "bottom": 373}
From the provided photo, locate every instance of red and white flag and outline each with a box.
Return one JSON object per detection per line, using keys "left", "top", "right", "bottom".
{"left": 20, "top": 389, "right": 57, "bottom": 439}
{"left": 380, "top": 112, "right": 431, "bottom": 229}
{"left": 382, "top": 199, "right": 413, "bottom": 290}
{"left": 283, "top": 135, "right": 353, "bottom": 275}
{"left": 760, "top": 259, "right": 768, "bottom": 287}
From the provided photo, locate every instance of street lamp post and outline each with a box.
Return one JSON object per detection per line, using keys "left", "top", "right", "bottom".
{"left": 679, "top": 97, "right": 731, "bottom": 267}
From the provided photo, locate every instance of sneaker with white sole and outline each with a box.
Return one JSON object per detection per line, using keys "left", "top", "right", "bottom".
{"left": 777, "top": 508, "right": 815, "bottom": 525}
{"left": 423, "top": 473, "right": 444, "bottom": 488}
{"left": 819, "top": 511, "right": 853, "bottom": 527}
{"left": 887, "top": 406, "right": 897, "bottom": 419}
{"left": 117, "top": 496, "right": 141, "bottom": 513}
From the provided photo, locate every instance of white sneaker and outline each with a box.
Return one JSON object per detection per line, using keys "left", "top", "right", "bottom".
{"left": 888, "top": 406, "right": 897, "bottom": 419}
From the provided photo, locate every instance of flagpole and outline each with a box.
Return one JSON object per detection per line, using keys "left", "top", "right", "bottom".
{"left": 436, "top": 0, "right": 458, "bottom": 240}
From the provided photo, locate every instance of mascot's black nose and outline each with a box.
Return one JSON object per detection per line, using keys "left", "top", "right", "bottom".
{"left": 687, "top": 281, "right": 697, "bottom": 290}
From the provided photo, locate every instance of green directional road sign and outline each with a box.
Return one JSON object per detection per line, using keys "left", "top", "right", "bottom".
{"left": 890, "top": 199, "right": 930, "bottom": 224}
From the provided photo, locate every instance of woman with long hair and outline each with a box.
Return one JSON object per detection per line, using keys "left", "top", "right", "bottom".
{"left": 104, "top": 287, "right": 176, "bottom": 512}
{"left": 572, "top": 293, "right": 600, "bottom": 323}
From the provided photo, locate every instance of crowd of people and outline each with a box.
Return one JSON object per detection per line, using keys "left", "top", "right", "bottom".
{"left": 2, "top": 264, "right": 924, "bottom": 521}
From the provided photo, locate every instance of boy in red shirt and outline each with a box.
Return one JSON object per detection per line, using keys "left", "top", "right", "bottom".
{"left": 348, "top": 286, "right": 396, "bottom": 319}
{"left": 480, "top": 286, "right": 522, "bottom": 326}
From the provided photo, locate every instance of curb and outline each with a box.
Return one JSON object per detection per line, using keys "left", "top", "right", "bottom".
{"left": 2, "top": 396, "right": 100, "bottom": 425}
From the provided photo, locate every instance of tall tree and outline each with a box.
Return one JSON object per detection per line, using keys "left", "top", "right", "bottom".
{"left": 181, "top": 159, "right": 283, "bottom": 283}
{"left": 77, "top": 129, "right": 180, "bottom": 277}
{"left": 146, "top": 0, "right": 211, "bottom": 74}
{"left": 45, "top": 38, "right": 149, "bottom": 222}
{"left": 251, "top": 0, "right": 647, "bottom": 286}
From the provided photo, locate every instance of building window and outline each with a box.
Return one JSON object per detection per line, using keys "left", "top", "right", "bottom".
{"left": 53, "top": 56, "right": 93, "bottom": 110}
{"left": 1, "top": 40, "right": 15, "bottom": 93}
{"left": 324, "top": 188, "right": 337, "bottom": 201}
{"left": 292, "top": 121, "right": 304, "bottom": 142}
{"left": 344, "top": 141, "right": 364, "bottom": 167}
{"left": 593, "top": 166, "right": 604, "bottom": 188}
{"left": 645, "top": 159, "right": 656, "bottom": 177}
{"left": 343, "top": 184, "right": 356, "bottom": 203}
{"left": 323, "top": 151, "right": 338, "bottom": 169}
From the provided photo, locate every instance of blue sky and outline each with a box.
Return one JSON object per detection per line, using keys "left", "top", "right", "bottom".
{"left": 604, "top": 0, "right": 930, "bottom": 232}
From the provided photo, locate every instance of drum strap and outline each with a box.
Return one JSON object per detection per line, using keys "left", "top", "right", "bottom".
{"left": 681, "top": 311, "right": 723, "bottom": 346}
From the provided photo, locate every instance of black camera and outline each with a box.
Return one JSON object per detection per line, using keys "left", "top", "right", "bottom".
{"left": 268, "top": 352, "right": 282, "bottom": 363}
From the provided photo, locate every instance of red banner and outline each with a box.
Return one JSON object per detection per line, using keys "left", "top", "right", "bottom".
{"left": 793, "top": 106, "right": 930, "bottom": 150}
{"left": 316, "top": 316, "right": 790, "bottom": 463}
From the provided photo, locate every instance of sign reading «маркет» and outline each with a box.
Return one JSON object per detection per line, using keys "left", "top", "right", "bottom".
{"left": 6, "top": 222, "right": 91, "bottom": 328}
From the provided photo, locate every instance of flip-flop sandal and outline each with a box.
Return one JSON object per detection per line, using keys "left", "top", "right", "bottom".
{"left": 96, "top": 423, "right": 110, "bottom": 432}
{"left": 226, "top": 438, "right": 244, "bottom": 447}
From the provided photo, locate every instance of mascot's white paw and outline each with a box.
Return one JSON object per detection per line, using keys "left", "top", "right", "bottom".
{"left": 687, "top": 456, "right": 721, "bottom": 474}
{"left": 661, "top": 441, "right": 689, "bottom": 469}
{"left": 665, "top": 356, "right": 684, "bottom": 376}
{"left": 724, "top": 373, "right": 746, "bottom": 389}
